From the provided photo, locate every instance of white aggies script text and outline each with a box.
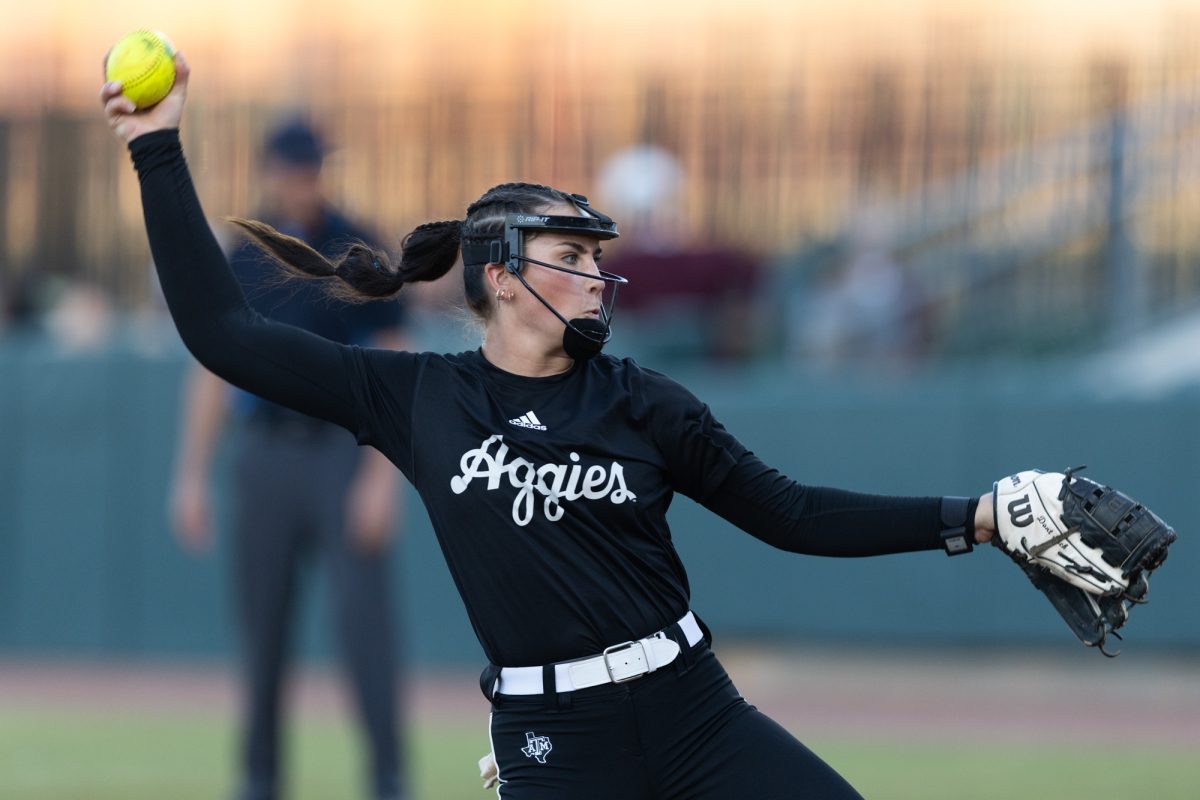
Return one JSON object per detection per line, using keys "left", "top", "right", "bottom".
{"left": 449, "top": 435, "right": 636, "bottom": 526}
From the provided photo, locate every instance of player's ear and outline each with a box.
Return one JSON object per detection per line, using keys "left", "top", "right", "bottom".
{"left": 483, "top": 262, "right": 509, "bottom": 295}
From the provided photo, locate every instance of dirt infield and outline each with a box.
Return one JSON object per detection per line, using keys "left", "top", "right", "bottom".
{"left": 719, "top": 645, "right": 1200, "bottom": 746}
{"left": 1, "top": 645, "right": 1197, "bottom": 747}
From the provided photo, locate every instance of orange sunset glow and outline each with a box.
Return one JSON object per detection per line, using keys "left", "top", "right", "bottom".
{"left": 1, "top": 0, "right": 1197, "bottom": 308}
{"left": 0, "top": 0, "right": 1192, "bottom": 110}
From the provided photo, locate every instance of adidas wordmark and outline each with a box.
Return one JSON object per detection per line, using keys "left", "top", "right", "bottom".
{"left": 508, "top": 411, "right": 547, "bottom": 431}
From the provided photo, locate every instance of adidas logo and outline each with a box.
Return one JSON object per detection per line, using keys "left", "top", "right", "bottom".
{"left": 508, "top": 410, "right": 547, "bottom": 431}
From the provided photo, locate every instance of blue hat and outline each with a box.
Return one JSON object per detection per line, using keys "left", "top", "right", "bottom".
{"left": 264, "top": 117, "right": 325, "bottom": 166}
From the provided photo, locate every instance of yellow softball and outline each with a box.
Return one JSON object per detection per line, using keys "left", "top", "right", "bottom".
{"left": 105, "top": 30, "right": 176, "bottom": 109}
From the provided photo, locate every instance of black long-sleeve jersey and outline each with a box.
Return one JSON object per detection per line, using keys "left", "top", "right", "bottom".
{"left": 132, "top": 130, "right": 949, "bottom": 668}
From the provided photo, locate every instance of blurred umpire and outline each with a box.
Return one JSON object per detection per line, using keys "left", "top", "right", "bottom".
{"left": 168, "top": 117, "right": 408, "bottom": 800}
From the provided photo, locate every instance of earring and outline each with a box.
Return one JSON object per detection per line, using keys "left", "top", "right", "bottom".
{"left": 496, "top": 288, "right": 514, "bottom": 302}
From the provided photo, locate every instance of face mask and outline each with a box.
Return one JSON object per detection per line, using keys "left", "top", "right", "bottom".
{"left": 461, "top": 194, "right": 628, "bottom": 361}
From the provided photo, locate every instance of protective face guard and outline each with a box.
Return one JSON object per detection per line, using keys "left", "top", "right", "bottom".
{"left": 460, "top": 194, "right": 629, "bottom": 361}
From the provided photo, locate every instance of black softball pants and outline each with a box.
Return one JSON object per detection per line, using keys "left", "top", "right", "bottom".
{"left": 486, "top": 639, "right": 862, "bottom": 799}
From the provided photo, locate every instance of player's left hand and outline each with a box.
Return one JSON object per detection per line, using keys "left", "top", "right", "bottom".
{"left": 991, "top": 467, "right": 1177, "bottom": 654}
{"left": 973, "top": 492, "right": 996, "bottom": 543}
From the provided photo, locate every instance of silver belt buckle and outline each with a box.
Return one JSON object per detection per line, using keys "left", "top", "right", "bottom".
{"left": 602, "top": 640, "right": 649, "bottom": 683}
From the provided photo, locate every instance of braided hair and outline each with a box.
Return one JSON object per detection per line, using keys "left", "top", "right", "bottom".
{"left": 226, "top": 181, "right": 576, "bottom": 316}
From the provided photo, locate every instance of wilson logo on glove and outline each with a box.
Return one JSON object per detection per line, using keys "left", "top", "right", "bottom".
{"left": 992, "top": 466, "right": 1177, "bottom": 656}
{"left": 1007, "top": 496, "right": 1034, "bottom": 528}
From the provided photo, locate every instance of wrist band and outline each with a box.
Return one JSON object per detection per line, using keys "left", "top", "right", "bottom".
{"left": 939, "top": 496, "right": 977, "bottom": 556}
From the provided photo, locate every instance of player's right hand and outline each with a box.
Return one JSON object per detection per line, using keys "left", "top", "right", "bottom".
{"left": 170, "top": 472, "right": 211, "bottom": 555}
{"left": 100, "top": 52, "right": 190, "bottom": 144}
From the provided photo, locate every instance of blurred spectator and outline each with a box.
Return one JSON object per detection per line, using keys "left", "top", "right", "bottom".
{"left": 0, "top": 270, "right": 115, "bottom": 350}
{"left": 787, "top": 208, "right": 932, "bottom": 369}
{"left": 43, "top": 280, "right": 115, "bottom": 351}
{"left": 168, "top": 117, "right": 409, "bottom": 800}
{"left": 596, "top": 145, "right": 763, "bottom": 362}
{"left": 396, "top": 260, "right": 481, "bottom": 355}
{"left": 2, "top": 270, "right": 53, "bottom": 336}
{"left": 0, "top": 273, "right": 12, "bottom": 335}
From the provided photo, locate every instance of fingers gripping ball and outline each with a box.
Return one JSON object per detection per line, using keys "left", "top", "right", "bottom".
{"left": 106, "top": 30, "right": 176, "bottom": 109}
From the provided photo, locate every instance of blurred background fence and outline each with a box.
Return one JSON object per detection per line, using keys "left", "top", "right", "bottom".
{"left": 1, "top": 342, "right": 1198, "bottom": 665}
{"left": 4, "top": 2, "right": 1200, "bottom": 359}
{"left": 2, "top": 0, "right": 1200, "bottom": 665}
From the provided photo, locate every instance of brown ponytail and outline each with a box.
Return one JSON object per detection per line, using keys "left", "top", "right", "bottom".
{"left": 224, "top": 217, "right": 462, "bottom": 304}
{"left": 225, "top": 180, "right": 577, "bottom": 315}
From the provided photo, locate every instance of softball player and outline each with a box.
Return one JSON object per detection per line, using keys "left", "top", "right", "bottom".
{"left": 102, "top": 57, "right": 997, "bottom": 799}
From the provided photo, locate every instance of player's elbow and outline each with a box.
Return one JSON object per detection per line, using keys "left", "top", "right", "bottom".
{"left": 172, "top": 309, "right": 256, "bottom": 387}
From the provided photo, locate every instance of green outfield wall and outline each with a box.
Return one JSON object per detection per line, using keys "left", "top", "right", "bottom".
{"left": 1, "top": 341, "right": 1197, "bottom": 665}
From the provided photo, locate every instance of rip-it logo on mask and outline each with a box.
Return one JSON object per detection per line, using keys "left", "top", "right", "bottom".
{"left": 449, "top": 435, "right": 636, "bottom": 525}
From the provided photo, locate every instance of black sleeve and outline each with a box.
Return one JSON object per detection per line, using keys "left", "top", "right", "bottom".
{"left": 130, "top": 129, "right": 362, "bottom": 433}
{"left": 640, "top": 368, "right": 749, "bottom": 500}
{"left": 702, "top": 451, "right": 945, "bottom": 556}
{"left": 638, "top": 367, "right": 945, "bottom": 556}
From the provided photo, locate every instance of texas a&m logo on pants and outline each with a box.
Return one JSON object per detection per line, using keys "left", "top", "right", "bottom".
{"left": 521, "top": 731, "right": 553, "bottom": 764}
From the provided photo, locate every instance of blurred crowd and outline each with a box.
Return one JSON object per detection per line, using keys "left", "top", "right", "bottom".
{"left": 0, "top": 271, "right": 117, "bottom": 350}
{"left": 3, "top": 49, "right": 1198, "bottom": 374}
{"left": 4, "top": 8, "right": 1197, "bottom": 372}
{"left": 0, "top": 143, "right": 938, "bottom": 371}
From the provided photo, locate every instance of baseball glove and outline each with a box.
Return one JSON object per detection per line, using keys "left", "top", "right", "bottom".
{"left": 992, "top": 466, "right": 1177, "bottom": 656}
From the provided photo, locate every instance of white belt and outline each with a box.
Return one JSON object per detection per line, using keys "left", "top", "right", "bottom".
{"left": 496, "top": 611, "right": 703, "bottom": 696}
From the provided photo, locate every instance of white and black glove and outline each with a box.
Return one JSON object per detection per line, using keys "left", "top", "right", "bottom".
{"left": 992, "top": 467, "right": 1177, "bottom": 655}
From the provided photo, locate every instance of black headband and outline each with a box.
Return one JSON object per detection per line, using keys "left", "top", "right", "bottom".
{"left": 460, "top": 193, "right": 619, "bottom": 267}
